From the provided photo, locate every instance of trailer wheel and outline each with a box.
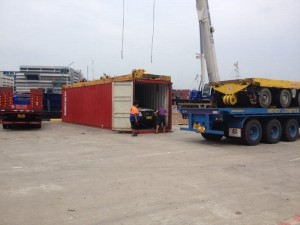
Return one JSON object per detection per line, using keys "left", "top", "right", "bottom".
{"left": 201, "top": 133, "right": 223, "bottom": 141}
{"left": 258, "top": 88, "right": 272, "bottom": 108}
{"left": 241, "top": 119, "right": 262, "bottom": 146}
{"left": 3, "top": 124, "right": 7, "bottom": 129}
{"left": 262, "top": 119, "right": 282, "bottom": 144}
{"left": 281, "top": 119, "right": 299, "bottom": 142}
{"left": 278, "top": 89, "right": 291, "bottom": 108}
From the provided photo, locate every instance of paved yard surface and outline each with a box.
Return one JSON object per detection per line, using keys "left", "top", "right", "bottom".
{"left": 0, "top": 121, "right": 299, "bottom": 225}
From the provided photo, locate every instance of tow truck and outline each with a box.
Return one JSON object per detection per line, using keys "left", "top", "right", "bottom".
{"left": 0, "top": 87, "right": 44, "bottom": 129}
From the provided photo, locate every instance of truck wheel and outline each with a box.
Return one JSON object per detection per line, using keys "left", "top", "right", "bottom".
{"left": 258, "top": 88, "right": 272, "bottom": 108}
{"left": 241, "top": 119, "right": 262, "bottom": 146}
{"left": 201, "top": 133, "right": 223, "bottom": 141}
{"left": 262, "top": 119, "right": 282, "bottom": 144}
{"left": 281, "top": 119, "right": 299, "bottom": 142}
{"left": 3, "top": 124, "right": 7, "bottom": 129}
{"left": 278, "top": 89, "right": 291, "bottom": 108}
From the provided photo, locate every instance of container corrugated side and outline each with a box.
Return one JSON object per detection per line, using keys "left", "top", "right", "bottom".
{"left": 30, "top": 88, "right": 44, "bottom": 110}
{"left": 62, "top": 83, "right": 112, "bottom": 128}
{"left": 0, "top": 87, "right": 13, "bottom": 110}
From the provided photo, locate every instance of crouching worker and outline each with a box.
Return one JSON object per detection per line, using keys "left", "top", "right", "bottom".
{"left": 155, "top": 106, "right": 167, "bottom": 134}
{"left": 130, "top": 101, "right": 139, "bottom": 136}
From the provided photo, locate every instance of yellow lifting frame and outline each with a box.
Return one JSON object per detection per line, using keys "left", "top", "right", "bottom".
{"left": 210, "top": 78, "right": 300, "bottom": 95}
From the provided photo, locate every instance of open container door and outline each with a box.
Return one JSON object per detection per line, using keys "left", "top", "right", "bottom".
{"left": 112, "top": 81, "right": 133, "bottom": 131}
{"left": 135, "top": 80, "right": 172, "bottom": 131}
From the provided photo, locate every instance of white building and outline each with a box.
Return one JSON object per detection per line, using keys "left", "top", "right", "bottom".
{"left": 14, "top": 65, "right": 84, "bottom": 93}
{"left": 0, "top": 72, "right": 14, "bottom": 87}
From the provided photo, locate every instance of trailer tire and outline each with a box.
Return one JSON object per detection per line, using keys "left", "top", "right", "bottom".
{"left": 262, "top": 119, "right": 282, "bottom": 144}
{"left": 281, "top": 119, "right": 299, "bottom": 142}
{"left": 241, "top": 119, "right": 262, "bottom": 146}
{"left": 201, "top": 133, "right": 223, "bottom": 141}
{"left": 278, "top": 89, "right": 291, "bottom": 108}
{"left": 258, "top": 88, "right": 272, "bottom": 108}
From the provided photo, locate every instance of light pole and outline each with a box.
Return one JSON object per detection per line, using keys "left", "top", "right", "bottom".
{"left": 66, "top": 62, "right": 74, "bottom": 85}
{"left": 67, "top": 62, "right": 74, "bottom": 67}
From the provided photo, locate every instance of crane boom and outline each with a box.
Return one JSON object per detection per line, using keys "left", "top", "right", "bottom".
{"left": 196, "top": 0, "right": 220, "bottom": 87}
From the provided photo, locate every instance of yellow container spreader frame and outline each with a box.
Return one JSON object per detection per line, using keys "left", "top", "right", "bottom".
{"left": 64, "top": 69, "right": 171, "bottom": 89}
{"left": 210, "top": 78, "right": 300, "bottom": 108}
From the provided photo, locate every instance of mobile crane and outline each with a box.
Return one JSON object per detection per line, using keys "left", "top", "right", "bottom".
{"left": 196, "top": 0, "right": 220, "bottom": 87}
{"left": 180, "top": 0, "right": 300, "bottom": 145}
{"left": 176, "top": 0, "right": 220, "bottom": 108}
{"left": 188, "top": 0, "right": 220, "bottom": 102}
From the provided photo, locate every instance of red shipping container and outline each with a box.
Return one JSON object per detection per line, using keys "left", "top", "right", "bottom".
{"left": 62, "top": 83, "right": 112, "bottom": 129}
{"left": 0, "top": 87, "right": 13, "bottom": 110}
{"left": 30, "top": 88, "right": 44, "bottom": 110}
{"left": 62, "top": 70, "right": 172, "bottom": 132}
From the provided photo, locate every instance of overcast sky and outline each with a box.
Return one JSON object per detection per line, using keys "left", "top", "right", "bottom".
{"left": 0, "top": 0, "right": 299, "bottom": 89}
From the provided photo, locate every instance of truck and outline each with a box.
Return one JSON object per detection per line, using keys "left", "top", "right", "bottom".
{"left": 180, "top": 107, "right": 300, "bottom": 146}
{"left": 180, "top": 0, "right": 300, "bottom": 145}
{"left": 0, "top": 87, "right": 44, "bottom": 129}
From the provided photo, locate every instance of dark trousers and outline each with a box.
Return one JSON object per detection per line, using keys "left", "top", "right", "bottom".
{"left": 156, "top": 115, "right": 166, "bottom": 127}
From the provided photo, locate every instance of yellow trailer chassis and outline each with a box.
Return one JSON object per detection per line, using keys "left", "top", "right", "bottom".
{"left": 210, "top": 78, "right": 300, "bottom": 108}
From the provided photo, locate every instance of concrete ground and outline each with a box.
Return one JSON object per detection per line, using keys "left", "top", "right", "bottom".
{"left": 0, "top": 121, "right": 299, "bottom": 225}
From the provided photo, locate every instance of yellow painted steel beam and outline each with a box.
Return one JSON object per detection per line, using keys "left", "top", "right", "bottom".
{"left": 251, "top": 78, "right": 300, "bottom": 89}
{"left": 211, "top": 83, "right": 249, "bottom": 95}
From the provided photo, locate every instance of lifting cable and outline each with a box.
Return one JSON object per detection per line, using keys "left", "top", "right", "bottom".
{"left": 121, "top": 0, "right": 125, "bottom": 59}
{"left": 121, "top": 0, "right": 156, "bottom": 62}
{"left": 150, "top": 0, "right": 156, "bottom": 63}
